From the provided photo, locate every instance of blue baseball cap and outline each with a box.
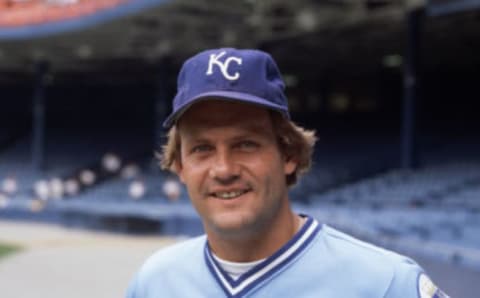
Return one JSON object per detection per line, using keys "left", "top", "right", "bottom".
{"left": 163, "top": 48, "right": 290, "bottom": 128}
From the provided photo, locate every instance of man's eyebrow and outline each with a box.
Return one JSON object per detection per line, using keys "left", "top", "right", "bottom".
{"left": 184, "top": 137, "right": 211, "bottom": 144}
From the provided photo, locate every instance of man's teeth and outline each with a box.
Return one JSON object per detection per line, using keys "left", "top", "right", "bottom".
{"left": 214, "top": 191, "right": 246, "bottom": 199}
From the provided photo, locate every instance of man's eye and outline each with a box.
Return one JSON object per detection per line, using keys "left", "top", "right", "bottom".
{"left": 191, "top": 145, "right": 212, "bottom": 153}
{"left": 237, "top": 141, "right": 259, "bottom": 150}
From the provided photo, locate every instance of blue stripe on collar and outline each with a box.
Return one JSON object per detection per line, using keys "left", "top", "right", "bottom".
{"left": 204, "top": 215, "right": 321, "bottom": 298}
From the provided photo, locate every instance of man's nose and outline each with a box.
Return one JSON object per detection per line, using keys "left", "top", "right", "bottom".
{"left": 209, "top": 149, "right": 239, "bottom": 184}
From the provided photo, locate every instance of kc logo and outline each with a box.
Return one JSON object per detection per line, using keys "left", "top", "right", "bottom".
{"left": 206, "top": 51, "right": 242, "bottom": 81}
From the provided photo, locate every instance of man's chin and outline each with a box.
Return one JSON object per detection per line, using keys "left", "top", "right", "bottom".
{"left": 206, "top": 213, "right": 259, "bottom": 236}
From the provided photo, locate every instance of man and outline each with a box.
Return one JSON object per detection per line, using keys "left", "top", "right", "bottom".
{"left": 127, "top": 48, "right": 448, "bottom": 298}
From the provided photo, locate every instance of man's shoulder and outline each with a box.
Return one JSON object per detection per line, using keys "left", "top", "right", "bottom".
{"left": 318, "top": 225, "right": 423, "bottom": 297}
{"left": 139, "top": 235, "right": 207, "bottom": 274}
{"left": 126, "top": 235, "right": 208, "bottom": 298}
{"left": 321, "top": 224, "right": 418, "bottom": 267}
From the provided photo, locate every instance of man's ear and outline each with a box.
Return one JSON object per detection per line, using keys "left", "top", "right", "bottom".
{"left": 174, "top": 159, "right": 185, "bottom": 184}
{"left": 284, "top": 155, "right": 297, "bottom": 176}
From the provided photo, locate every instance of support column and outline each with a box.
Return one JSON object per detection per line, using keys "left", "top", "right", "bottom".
{"left": 153, "top": 59, "right": 170, "bottom": 153}
{"left": 32, "top": 61, "right": 49, "bottom": 171}
{"left": 401, "top": 8, "right": 423, "bottom": 169}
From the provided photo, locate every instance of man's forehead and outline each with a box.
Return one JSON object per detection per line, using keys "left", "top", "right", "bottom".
{"left": 180, "top": 117, "right": 273, "bottom": 137}
{"left": 179, "top": 100, "right": 272, "bottom": 127}
{"left": 177, "top": 100, "right": 274, "bottom": 137}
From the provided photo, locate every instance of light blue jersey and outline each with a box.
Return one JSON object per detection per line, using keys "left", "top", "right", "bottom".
{"left": 127, "top": 216, "right": 448, "bottom": 298}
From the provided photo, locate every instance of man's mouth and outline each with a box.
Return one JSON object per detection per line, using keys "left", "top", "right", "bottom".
{"left": 210, "top": 189, "right": 250, "bottom": 200}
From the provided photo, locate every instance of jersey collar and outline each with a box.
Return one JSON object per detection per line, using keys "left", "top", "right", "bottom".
{"left": 204, "top": 215, "right": 321, "bottom": 298}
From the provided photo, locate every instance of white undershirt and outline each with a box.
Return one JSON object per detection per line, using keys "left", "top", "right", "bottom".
{"left": 212, "top": 254, "right": 266, "bottom": 280}
{"left": 211, "top": 216, "right": 306, "bottom": 280}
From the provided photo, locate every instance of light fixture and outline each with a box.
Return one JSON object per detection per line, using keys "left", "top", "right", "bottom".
{"left": 33, "top": 180, "right": 50, "bottom": 200}
{"left": 76, "top": 44, "right": 92, "bottom": 59}
{"left": 121, "top": 163, "right": 140, "bottom": 179}
{"left": 1, "top": 177, "right": 18, "bottom": 195}
{"left": 64, "top": 179, "right": 80, "bottom": 196}
{"left": 329, "top": 92, "right": 350, "bottom": 113}
{"left": 102, "top": 153, "right": 122, "bottom": 173}
{"left": 296, "top": 9, "right": 317, "bottom": 31}
{"left": 163, "top": 179, "right": 181, "bottom": 202}
{"left": 283, "top": 74, "right": 298, "bottom": 88}
{"left": 0, "top": 193, "right": 9, "bottom": 209}
{"left": 382, "top": 54, "right": 403, "bottom": 68}
{"left": 129, "top": 180, "right": 146, "bottom": 200}
{"left": 49, "top": 178, "right": 64, "bottom": 199}
{"left": 79, "top": 169, "right": 96, "bottom": 186}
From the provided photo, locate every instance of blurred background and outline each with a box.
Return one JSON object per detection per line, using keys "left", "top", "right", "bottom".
{"left": 0, "top": 0, "right": 479, "bottom": 297}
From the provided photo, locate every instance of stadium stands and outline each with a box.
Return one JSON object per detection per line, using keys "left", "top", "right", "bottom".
{"left": 308, "top": 161, "right": 480, "bottom": 209}
{"left": 293, "top": 145, "right": 480, "bottom": 271}
{"left": 0, "top": 131, "right": 147, "bottom": 197}
{"left": 295, "top": 203, "right": 480, "bottom": 272}
{"left": 0, "top": 130, "right": 478, "bottom": 269}
{"left": 289, "top": 135, "right": 399, "bottom": 203}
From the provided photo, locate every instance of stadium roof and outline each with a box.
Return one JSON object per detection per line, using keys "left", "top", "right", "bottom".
{"left": 0, "top": 0, "right": 168, "bottom": 39}
{"left": 0, "top": 0, "right": 479, "bottom": 84}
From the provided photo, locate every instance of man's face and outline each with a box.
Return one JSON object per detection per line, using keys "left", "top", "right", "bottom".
{"left": 176, "top": 100, "right": 297, "bottom": 236}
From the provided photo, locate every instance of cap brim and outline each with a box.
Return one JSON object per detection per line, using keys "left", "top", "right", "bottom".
{"left": 162, "top": 90, "right": 290, "bottom": 128}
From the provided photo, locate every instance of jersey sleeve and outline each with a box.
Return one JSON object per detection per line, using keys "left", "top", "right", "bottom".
{"left": 383, "top": 258, "right": 450, "bottom": 298}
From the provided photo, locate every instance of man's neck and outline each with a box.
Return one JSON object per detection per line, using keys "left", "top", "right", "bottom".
{"left": 206, "top": 212, "right": 304, "bottom": 262}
